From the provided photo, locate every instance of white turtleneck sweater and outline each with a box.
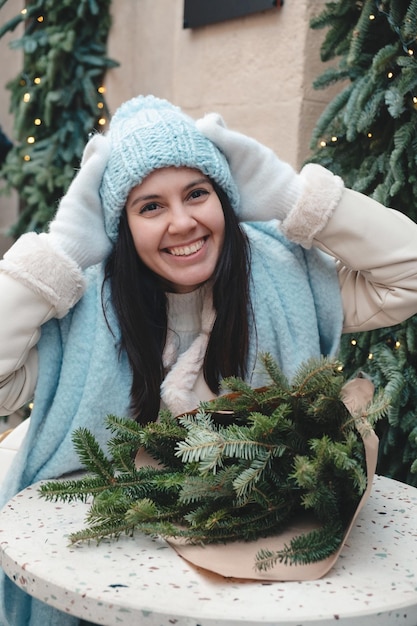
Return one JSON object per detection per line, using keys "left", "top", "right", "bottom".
{"left": 161, "top": 283, "right": 217, "bottom": 416}
{"left": 165, "top": 287, "right": 207, "bottom": 361}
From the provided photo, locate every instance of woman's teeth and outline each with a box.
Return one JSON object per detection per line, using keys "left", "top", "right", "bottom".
{"left": 168, "top": 239, "right": 205, "bottom": 256}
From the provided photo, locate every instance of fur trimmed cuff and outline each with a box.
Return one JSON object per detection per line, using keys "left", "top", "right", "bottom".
{"left": 280, "top": 164, "right": 344, "bottom": 249}
{"left": 1, "top": 232, "right": 86, "bottom": 317}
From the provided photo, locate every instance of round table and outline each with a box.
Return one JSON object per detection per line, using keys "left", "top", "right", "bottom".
{"left": 1, "top": 475, "right": 417, "bottom": 625}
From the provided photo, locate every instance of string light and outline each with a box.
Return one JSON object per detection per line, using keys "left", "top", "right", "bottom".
{"left": 97, "top": 87, "right": 106, "bottom": 125}
{"left": 23, "top": 93, "right": 31, "bottom": 103}
{"left": 369, "top": 14, "right": 376, "bottom": 20}
{"left": 37, "top": 16, "right": 44, "bottom": 23}
{"left": 23, "top": 155, "right": 31, "bottom": 161}
{"left": 34, "top": 118, "right": 42, "bottom": 125}
{"left": 331, "top": 136, "right": 338, "bottom": 142}
{"left": 367, "top": 132, "right": 373, "bottom": 138}
{"left": 375, "top": 0, "right": 417, "bottom": 59}
{"left": 34, "top": 77, "right": 41, "bottom": 85}
{"left": 20, "top": 8, "right": 27, "bottom": 15}
{"left": 349, "top": 330, "right": 402, "bottom": 362}
{"left": 387, "top": 71, "right": 394, "bottom": 79}
{"left": 27, "top": 136, "right": 35, "bottom": 144}
{"left": 319, "top": 140, "right": 327, "bottom": 148}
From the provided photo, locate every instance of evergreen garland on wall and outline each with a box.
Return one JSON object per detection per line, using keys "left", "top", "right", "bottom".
{"left": 309, "top": 0, "right": 417, "bottom": 218}
{"left": 0, "top": 0, "right": 118, "bottom": 237}
{"left": 308, "top": 0, "right": 417, "bottom": 486}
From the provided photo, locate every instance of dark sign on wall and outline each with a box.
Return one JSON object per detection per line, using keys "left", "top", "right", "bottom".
{"left": 183, "top": 0, "right": 282, "bottom": 29}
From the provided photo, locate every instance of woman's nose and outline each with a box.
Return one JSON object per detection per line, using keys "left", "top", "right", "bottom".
{"left": 167, "top": 205, "right": 197, "bottom": 234}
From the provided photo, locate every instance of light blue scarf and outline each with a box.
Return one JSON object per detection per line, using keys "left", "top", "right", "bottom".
{"left": 0, "top": 220, "right": 343, "bottom": 626}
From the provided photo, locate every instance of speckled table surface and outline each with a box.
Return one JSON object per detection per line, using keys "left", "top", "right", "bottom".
{"left": 0, "top": 474, "right": 417, "bottom": 626}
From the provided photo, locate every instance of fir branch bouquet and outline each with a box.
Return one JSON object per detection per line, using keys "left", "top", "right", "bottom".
{"left": 39, "top": 355, "right": 387, "bottom": 570}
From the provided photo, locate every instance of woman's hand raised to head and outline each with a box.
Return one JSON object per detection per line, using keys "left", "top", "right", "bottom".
{"left": 48, "top": 133, "right": 113, "bottom": 269}
{"left": 196, "top": 113, "right": 303, "bottom": 223}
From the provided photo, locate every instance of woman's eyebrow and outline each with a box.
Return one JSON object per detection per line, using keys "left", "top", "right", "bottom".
{"left": 127, "top": 192, "right": 161, "bottom": 209}
{"left": 184, "top": 176, "right": 211, "bottom": 190}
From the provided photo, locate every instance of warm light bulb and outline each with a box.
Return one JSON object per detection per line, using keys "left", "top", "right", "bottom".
{"left": 367, "top": 132, "right": 373, "bottom": 138}
{"left": 395, "top": 340, "right": 401, "bottom": 349}
{"left": 34, "top": 77, "right": 41, "bottom": 84}
{"left": 27, "top": 136, "right": 35, "bottom": 144}
{"left": 98, "top": 117, "right": 106, "bottom": 126}
{"left": 387, "top": 72, "right": 393, "bottom": 79}
{"left": 37, "top": 16, "right": 44, "bottom": 22}
{"left": 23, "top": 154, "right": 31, "bottom": 161}
{"left": 331, "top": 136, "right": 338, "bottom": 142}
{"left": 369, "top": 14, "right": 376, "bottom": 20}
{"left": 351, "top": 339, "right": 357, "bottom": 346}
{"left": 21, "top": 8, "right": 27, "bottom": 15}
{"left": 408, "top": 49, "right": 414, "bottom": 56}
{"left": 97, "top": 102, "right": 104, "bottom": 109}
{"left": 368, "top": 352, "right": 373, "bottom": 360}
{"left": 320, "top": 140, "right": 327, "bottom": 148}
{"left": 98, "top": 86, "right": 106, "bottom": 94}
{"left": 34, "top": 118, "right": 42, "bottom": 125}
{"left": 23, "top": 93, "right": 31, "bottom": 103}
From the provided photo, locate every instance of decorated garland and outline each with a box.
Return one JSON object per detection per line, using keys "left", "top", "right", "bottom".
{"left": 0, "top": 0, "right": 117, "bottom": 236}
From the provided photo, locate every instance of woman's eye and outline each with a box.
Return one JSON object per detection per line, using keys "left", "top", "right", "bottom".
{"left": 139, "top": 202, "right": 160, "bottom": 215}
{"left": 189, "top": 188, "right": 209, "bottom": 200}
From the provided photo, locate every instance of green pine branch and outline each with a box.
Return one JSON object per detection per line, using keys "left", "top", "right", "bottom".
{"left": 39, "top": 356, "right": 385, "bottom": 569}
{"left": 255, "top": 522, "right": 344, "bottom": 570}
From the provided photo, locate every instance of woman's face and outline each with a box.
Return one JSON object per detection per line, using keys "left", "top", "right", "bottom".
{"left": 125, "top": 166, "right": 225, "bottom": 293}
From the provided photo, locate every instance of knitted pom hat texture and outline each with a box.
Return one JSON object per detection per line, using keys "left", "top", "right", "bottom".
{"left": 100, "top": 95, "right": 240, "bottom": 242}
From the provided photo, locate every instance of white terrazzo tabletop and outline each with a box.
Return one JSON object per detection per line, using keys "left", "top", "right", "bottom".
{"left": 1, "top": 474, "right": 417, "bottom": 626}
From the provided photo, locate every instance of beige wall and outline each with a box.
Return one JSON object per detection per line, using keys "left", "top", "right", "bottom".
{"left": 105, "top": 0, "right": 336, "bottom": 167}
{"left": 0, "top": 0, "right": 338, "bottom": 255}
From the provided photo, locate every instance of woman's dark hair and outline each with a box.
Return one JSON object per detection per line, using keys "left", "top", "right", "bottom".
{"left": 104, "top": 181, "right": 252, "bottom": 424}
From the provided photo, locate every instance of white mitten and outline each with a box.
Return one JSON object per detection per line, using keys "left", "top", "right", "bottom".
{"left": 48, "top": 133, "right": 112, "bottom": 269}
{"left": 196, "top": 113, "right": 303, "bottom": 222}
{"left": 0, "top": 134, "right": 112, "bottom": 315}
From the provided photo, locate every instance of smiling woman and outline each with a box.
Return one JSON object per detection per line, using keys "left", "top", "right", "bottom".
{"left": 2, "top": 93, "right": 417, "bottom": 626}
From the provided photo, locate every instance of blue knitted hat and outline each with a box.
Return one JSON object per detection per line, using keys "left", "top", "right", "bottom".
{"left": 100, "top": 95, "right": 240, "bottom": 242}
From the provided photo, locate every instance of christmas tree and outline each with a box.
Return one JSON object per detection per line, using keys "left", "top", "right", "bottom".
{"left": 309, "top": 0, "right": 417, "bottom": 485}
{"left": 39, "top": 356, "right": 387, "bottom": 569}
{"left": 0, "top": 0, "right": 117, "bottom": 236}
